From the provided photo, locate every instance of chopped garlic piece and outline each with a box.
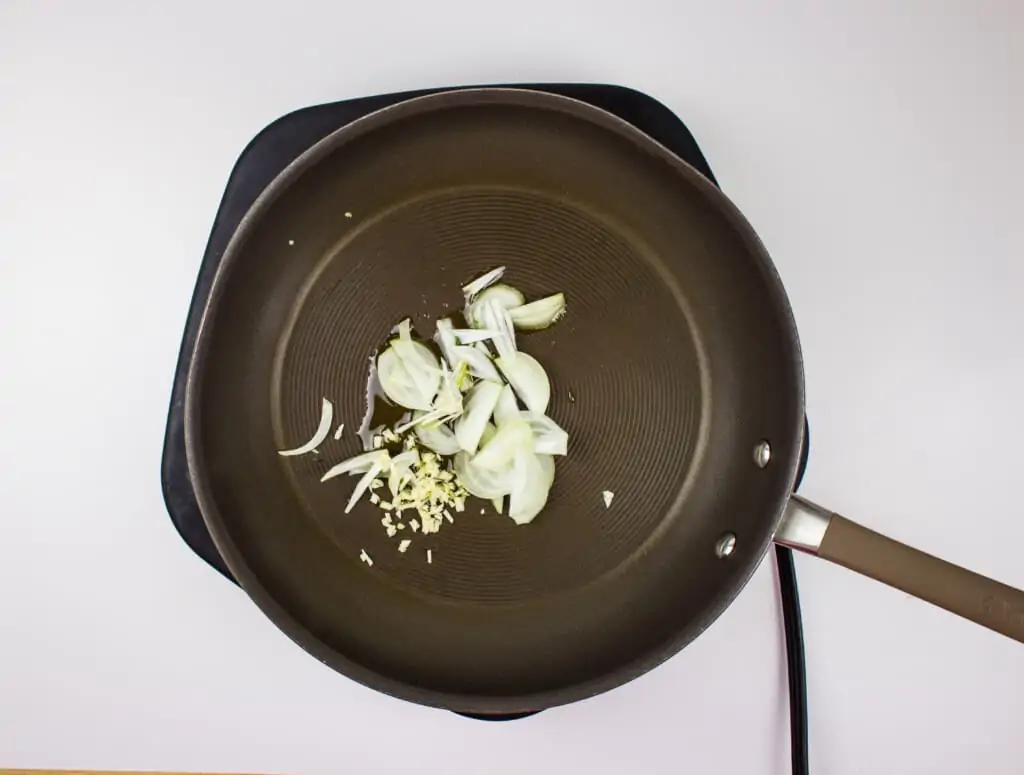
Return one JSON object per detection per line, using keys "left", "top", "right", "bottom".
{"left": 359, "top": 549, "right": 373, "bottom": 566}
{"left": 333, "top": 423, "right": 345, "bottom": 440}
{"left": 410, "top": 519, "right": 420, "bottom": 532}
{"left": 398, "top": 539, "right": 412, "bottom": 553}
{"left": 427, "top": 549, "right": 433, "bottom": 564}
{"left": 372, "top": 435, "right": 383, "bottom": 449}
{"left": 369, "top": 493, "right": 380, "bottom": 505}
{"left": 602, "top": 490, "right": 614, "bottom": 508}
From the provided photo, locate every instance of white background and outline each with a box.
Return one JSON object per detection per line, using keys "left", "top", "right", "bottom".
{"left": 2, "top": 1, "right": 1022, "bottom": 773}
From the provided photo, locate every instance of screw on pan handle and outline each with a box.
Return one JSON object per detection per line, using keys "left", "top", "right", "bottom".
{"left": 776, "top": 494, "right": 1024, "bottom": 644}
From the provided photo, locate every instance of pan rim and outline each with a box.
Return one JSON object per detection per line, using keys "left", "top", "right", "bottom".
{"left": 184, "top": 86, "right": 806, "bottom": 713}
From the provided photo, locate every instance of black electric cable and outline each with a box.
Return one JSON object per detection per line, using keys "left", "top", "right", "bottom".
{"left": 775, "top": 415, "right": 810, "bottom": 775}
{"left": 775, "top": 545, "right": 809, "bottom": 775}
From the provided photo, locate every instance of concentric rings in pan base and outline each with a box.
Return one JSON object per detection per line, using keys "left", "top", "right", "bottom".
{"left": 280, "top": 187, "right": 702, "bottom": 603}
{"left": 187, "top": 89, "right": 803, "bottom": 711}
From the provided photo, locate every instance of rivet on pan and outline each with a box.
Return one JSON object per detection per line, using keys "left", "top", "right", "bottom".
{"left": 753, "top": 440, "right": 772, "bottom": 468}
{"left": 715, "top": 532, "right": 737, "bottom": 558}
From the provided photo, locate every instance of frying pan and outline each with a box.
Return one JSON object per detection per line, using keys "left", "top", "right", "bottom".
{"left": 185, "top": 88, "right": 1024, "bottom": 714}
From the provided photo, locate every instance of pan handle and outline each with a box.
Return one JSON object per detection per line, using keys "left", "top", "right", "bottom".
{"left": 776, "top": 494, "right": 1024, "bottom": 643}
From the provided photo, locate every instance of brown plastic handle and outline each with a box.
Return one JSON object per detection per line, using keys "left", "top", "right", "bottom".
{"left": 817, "top": 513, "right": 1024, "bottom": 642}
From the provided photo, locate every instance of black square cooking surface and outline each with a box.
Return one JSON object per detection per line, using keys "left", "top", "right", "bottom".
{"left": 159, "top": 84, "right": 809, "bottom": 729}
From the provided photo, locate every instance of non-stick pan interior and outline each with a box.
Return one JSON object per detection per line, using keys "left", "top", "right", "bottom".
{"left": 187, "top": 90, "right": 803, "bottom": 711}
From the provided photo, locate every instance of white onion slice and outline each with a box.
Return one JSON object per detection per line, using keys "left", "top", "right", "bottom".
{"left": 479, "top": 300, "right": 517, "bottom": 361}
{"left": 477, "top": 284, "right": 525, "bottom": 309}
{"left": 434, "top": 318, "right": 460, "bottom": 368}
{"left": 452, "top": 345, "right": 502, "bottom": 383}
{"left": 396, "top": 317, "right": 414, "bottom": 341}
{"left": 433, "top": 365, "right": 463, "bottom": 417}
{"left": 454, "top": 381, "right": 503, "bottom": 453}
{"left": 473, "top": 419, "right": 534, "bottom": 472}
{"left": 346, "top": 462, "right": 384, "bottom": 513}
{"left": 537, "top": 453, "right": 556, "bottom": 488}
{"left": 480, "top": 421, "right": 497, "bottom": 446}
{"left": 508, "top": 452, "right": 552, "bottom": 525}
{"left": 322, "top": 449, "right": 391, "bottom": 483}
{"left": 393, "top": 366, "right": 463, "bottom": 433}
{"left": 278, "top": 398, "right": 334, "bottom": 456}
{"left": 466, "top": 284, "right": 524, "bottom": 328}
{"left": 414, "top": 414, "right": 462, "bottom": 455}
{"left": 388, "top": 449, "right": 420, "bottom": 498}
{"left": 377, "top": 342, "right": 440, "bottom": 411}
{"left": 452, "top": 328, "right": 500, "bottom": 344}
{"left": 454, "top": 451, "right": 513, "bottom": 499}
{"left": 508, "top": 293, "right": 566, "bottom": 330}
{"left": 493, "top": 384, "right": 520, "bottom": 426}
{"left": 496, "top": 352, "right": 550, "bottom": 414}
{"left": 462, "top": 266, "right": 505, "bottom": 298}
{"left": 392, "top": 340, "right": 441, "bottom": 397}
{"left": 520, "top": 411, "right": 568, "bottom": 456}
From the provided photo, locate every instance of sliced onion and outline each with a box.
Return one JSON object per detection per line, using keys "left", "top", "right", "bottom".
{"left": 508, "top": 451, "right": 552, "bottom": 525}
{"left": 433, "top": 365, "right": 463, "bottom": 417}
{"left": 537, "top": 453, "right": 556, "bottom": 488}
{"left": 434, "top": 318, "right": 460, "bottom": 368}
{"left": 479, "top": 299, "right": 517, "bottom": 361}
{"left": 493, "top": 384, "right": 520, "bottom": 426}
{"left": 322, "top": 449, "right": 391, "bottom": 483}
{"left": 462, "top": 266, "right": 505, "bottom": 298}
{"left": 414, "top": 414, "right": 462, "bottom": 455}
{"left": 496, "top": 352, "right": 550, "bottom": 414}
{"left": 388, "top": 449, "right": 420, "bottom": 498}
{"left": 508, "top": 293, "right": 566, "bottom": 331}
{"left": 454, "top": 361, "right": 473, "bottom": 392}
{"left": 454, "top": 381, "right": 503, "bottom": 453}
{"left": 473, "top": 418, "right": 534, "bottom": 472}
{"left": 377, "top": 342, "right": 440, "bottom": 411}
{"left": 520, "top": 412, "right": 568, "bottom": 456}
{"left": 392, "top": 340, "right": 441, "bottom": 396}
{"left": 477, "top": 283, "right": 525, "bottom": 308}
{"left": 278, "top": 398, "right": 334, "bottom": 456}
{"left": 452, "top": 328, "right": 501, "bottom": 344}
{"left": 480, "top": 421, "right": 497, "bottom": 446}
{"left": 346, "top": 461, "right": 384, "bottom": 513}
{"left": 454, "top": 451, "right": 513, "bottom": 499}
{"left": 377, "top": 348, "right": 418, "bottom": 407}
{"left": 452, "top": 345, "right": 502, "bottom": 383}
{"left": 466, "top": 284, "right": 524, "bottom": 328}
{"left": 393, "top": 366, "right": 463, "bottom": 433}
{"left": 481, "top": 424, "right": 503, "bottom": 510}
